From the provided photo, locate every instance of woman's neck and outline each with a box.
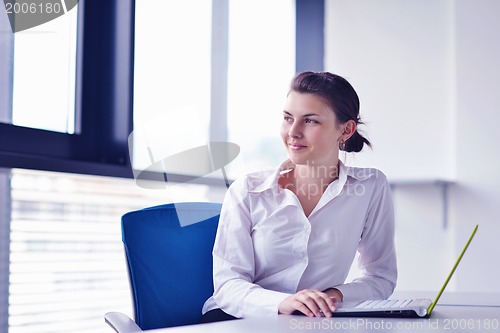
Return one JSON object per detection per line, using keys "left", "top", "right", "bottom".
{"left": 282, "top": 159, "right": 340, "bottom": 195}
{"left": 293, "top": 160, "right": 340, "bottom": 183}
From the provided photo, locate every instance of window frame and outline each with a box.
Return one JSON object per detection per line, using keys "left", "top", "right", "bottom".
{"left": 0, "top": 0, "right": 135, "bottom": 178}
{"left": 296, "top": 0, "right": 324, "bottom": 72}
{"left": 0, "top": 169, "right": 10, "bottom": 333}
{"left": 0, "top": 0, "right": 324, "bottom": 180}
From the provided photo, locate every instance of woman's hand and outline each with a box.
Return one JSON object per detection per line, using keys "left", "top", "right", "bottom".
{"left": 278, "top": 289, "right": 338, "bottom": 317}
{"left": 323, "top": 288, "right": 343, "bottom": 303}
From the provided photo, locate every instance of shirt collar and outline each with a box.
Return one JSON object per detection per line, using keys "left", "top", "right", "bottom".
{"left": 248, "top": 159, "right": 294, "bottom": 193}
{"left": 248, "top": 159, "right": 375, "bottom": 194}
{"left": 344, "top": 162, "right": 377, "bottom": 181}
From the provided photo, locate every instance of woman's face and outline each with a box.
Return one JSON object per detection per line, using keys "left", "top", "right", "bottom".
{"left": 280, "top": 91, "right": 344, "bottom": 166}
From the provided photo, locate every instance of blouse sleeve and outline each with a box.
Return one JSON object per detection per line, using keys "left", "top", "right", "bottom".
{"left": 211, "top": 177, "right": 290, "bottom": 318}
{"left": 334, "top": 171, "right": 398, "bottom": 301}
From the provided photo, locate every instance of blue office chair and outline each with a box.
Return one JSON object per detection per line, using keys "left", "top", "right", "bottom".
{"left": 105, "top": 202, "right": 222, "bottom": 332}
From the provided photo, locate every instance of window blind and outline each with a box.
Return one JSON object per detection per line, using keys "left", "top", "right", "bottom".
{"left": 8, "top": 169, "right": 177, "bottom": 333}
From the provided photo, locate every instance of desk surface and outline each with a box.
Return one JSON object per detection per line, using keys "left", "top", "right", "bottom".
{"left": 146, "top": 306, "right": 500, "bottom": 333}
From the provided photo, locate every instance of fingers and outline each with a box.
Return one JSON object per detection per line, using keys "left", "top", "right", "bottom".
{"left": 278, "top": 289, "right": 340, "bottom": 317}
{"left": 296, "top": 290, "right": 337, "bottom": 318}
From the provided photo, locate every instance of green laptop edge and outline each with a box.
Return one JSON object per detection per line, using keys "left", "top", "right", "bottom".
{"left": 426, "top": 224, "right": 479, "bottom": 316}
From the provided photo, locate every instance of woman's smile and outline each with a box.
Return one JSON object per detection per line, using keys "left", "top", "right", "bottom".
{"left": 288, "top": 142, "right": 307, "bottom": 150}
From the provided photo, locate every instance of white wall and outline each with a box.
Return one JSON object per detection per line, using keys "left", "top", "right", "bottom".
{"left": 325, "top": 0, "right": 455, "bottom": 181}
{"left": 453, "top": 0, "right": 500, "bottom": 292}
{"left": 326, "top": 0, "right": 500, "bottom": 293}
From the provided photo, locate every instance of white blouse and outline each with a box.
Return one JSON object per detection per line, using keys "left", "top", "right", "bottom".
{"left": 202, "top": 159, "right": 397, "bottom": 318}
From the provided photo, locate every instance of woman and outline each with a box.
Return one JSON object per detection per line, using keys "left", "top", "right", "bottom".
{"left": 200, "top": 71, "right": 397, "bottom": 322}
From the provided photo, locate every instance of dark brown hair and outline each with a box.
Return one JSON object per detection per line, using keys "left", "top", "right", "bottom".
{"left": 290, "top": 71, "right": 371, "bottom": 153}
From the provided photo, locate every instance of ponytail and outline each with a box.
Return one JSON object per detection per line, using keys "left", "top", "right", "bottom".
{"left": 343, "top": 130, "right": 371, "bottom": 153}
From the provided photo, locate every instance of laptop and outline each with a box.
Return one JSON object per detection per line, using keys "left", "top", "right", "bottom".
{"left": 330, "top": 224, "right": 478, "bottom": 318}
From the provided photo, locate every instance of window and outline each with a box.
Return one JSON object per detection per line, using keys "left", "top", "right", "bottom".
{"left": 227, "top": 0, "right": 295, "bottom": 173}
{"left": 132, "top": 0, "right": 212, "bottom": 174}
{"left": 10, "top": 6, "right": 78, "bottom": 134}
{"left": 0, "top": 1, "right": 325, "bottom": 332}
{"left": 0, "top": 0, "right": 134, "bottom": 178}
{"left": 9, "top": 169, "right": 135, "bottom": 333}
{"left": 7, "top": 168, "right": 220, "bottom": 333}
{"left": 133, "top": 0, "right": 297, "bottom": 181}
{"left": 131, "top": 0, "right": 236, "bottom": 193}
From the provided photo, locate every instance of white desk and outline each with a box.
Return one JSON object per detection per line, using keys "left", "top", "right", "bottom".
{"left": 145, "top": 293, "right": 500, "bottom": 333}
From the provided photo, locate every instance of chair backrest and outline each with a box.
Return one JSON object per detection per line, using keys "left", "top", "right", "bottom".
{"left": 121, "top": 202, "right": 221, "bottom": 330}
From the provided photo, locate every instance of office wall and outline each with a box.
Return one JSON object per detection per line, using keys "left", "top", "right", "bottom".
{"left": 325, "top": 0, "right": 500, "bottom": 293}
{"left": 325, "top": 0, "right": 455, "bottom": 181}
{"left": 452, "top": 0, "right": 500, "bottom": 292}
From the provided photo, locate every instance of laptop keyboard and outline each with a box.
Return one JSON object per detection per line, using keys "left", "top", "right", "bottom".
{"left": 355, "top": 299, "right": 412, "bottom": 309}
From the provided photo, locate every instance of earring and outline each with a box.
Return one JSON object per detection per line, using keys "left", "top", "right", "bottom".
{"left": 339, "top": 140, "right": 346, "bottom": 151}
